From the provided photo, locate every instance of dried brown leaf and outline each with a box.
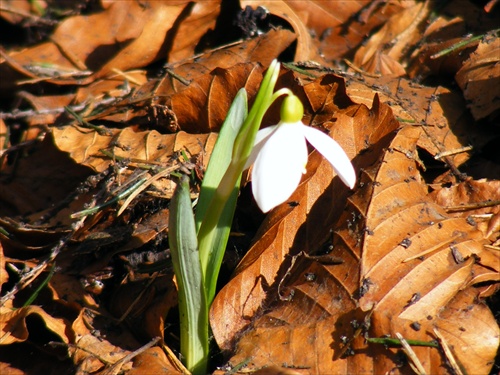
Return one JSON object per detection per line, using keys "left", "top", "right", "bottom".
{"left": 353, "top": 1, "right": 428, "bottom": 77}
{"left": 433, "top": 287, "right": 500, "bottom": 375}
{"left": 71, "top": 308, "right": 138, "bottom": 374}
{"left": 336, "top": 73, "right": 488, "bottom": 169}
{"left": 80, "top": 63, "right": 267, "bottom": 133}
{"left": 455, "top": 35, "right": 500, "bottom": 120}
{"left": 241, "top": 0, "right": 317, "bottom": 62}
{"left": 127, "top": 347, "right": 181, "bottom": 375}
{"left": 89, "top": 4, "right": 186, "bottom": 82}
{"left": 0, "top": 0, "right": 34, "bottom": 25}
{"left": 407, "top": 1, "right": 498, "bottom": 80}
{"left": 0, "top": 136, "right": 91, "bottom": 218}
{"left": 0, "top": 305, "right": 70, "bottom": 346}
{"left": 220, "top": 125, "right": 499, "bottom": 374}
{"left": 52, "top": 125, "right": 216, "bottom": 197}
{"left": 0, "top": 243, "right": 7, "bottom": 296}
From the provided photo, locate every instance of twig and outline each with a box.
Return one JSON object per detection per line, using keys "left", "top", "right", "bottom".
{"left": 402, "top": 235, "right": 460, "bottom": 263}
{"left": 0, "top": 96, "right": 117, "bottom": 121}
{"left": 0, "top": 208, "right": 89, "bottom": 306}
{"left": 161, "top": 342, "right": 191, "bottom": 374}
{"left": 395, "top": 332, "right": 427, "bottom": 375}
{"left": 366, "top": 336, "right": 438, "bottom": 348}
{"left": 445, "top": 200, "right": 500, "bottom": 213}
{"left": 99, "top": 337, "right": 161, "bottom": 375}
{"left": 116, "top": 273, "right": 158, "bottom": 324}
{"left": 70, "top": 177, "right": 148, "bottom": 218}
{"left": 0, "top": 3, "right": 58, "bottom": 26}
{"left": 343, "top": 58, "right": 382, "bottom": 78}
{"left": 116, "top": 165, "right": 178, "bottom": 216}
{"left": 433, "top": 327, "right": 464, "bottom": 375}
{"left": 434, "top": 146, "right": 473, "bottom": 160}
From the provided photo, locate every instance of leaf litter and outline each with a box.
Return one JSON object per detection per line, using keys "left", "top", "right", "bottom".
{"left": 0, "top": 1, "right": 499, "bottom": 374}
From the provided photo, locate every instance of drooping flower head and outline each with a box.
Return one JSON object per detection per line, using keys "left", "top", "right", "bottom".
{"left": 246, "top": 94, "right": 356, "bottom": 212}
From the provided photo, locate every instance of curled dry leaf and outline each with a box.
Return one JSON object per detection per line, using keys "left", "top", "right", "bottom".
{"left": 455, "top": 34, "right": 500, "bottom": 120}
{"left": 292, "top": 0, "right": 400, "bottom": 59}
{"left": 71, "top": 309, "right": 135, "bottom": 374}
{"left": 0, "top": 1, "right": 217, "bottom": 88}
{"left": 0, "top": 305, "right": 70, "bottom": 346}
{"left": 241, "top": 0, "right": 317, "bottom": 62}
{"left": 88, "top": 4, "right": 186, "bottom": 82}
{"left": 407, "top": 1, "right": 498, "bottom": 80}
{"left": 430, "top": 179, "right": 500, "bottom": 240}
{"left": 0, "top": 0, "right": 35, "bottom": 25}
{"left": 127, "top": 347, "right": 181, "bottom": 375}
{"left": 336, "top": 72, "right": 489, "bottom": 169}
{"left": 353, "top": 1, "right": 428, "bottom": 77}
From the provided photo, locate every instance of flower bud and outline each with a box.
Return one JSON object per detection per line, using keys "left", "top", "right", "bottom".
{"left": 280, "top": 94, "right": 304, "bottom": 123}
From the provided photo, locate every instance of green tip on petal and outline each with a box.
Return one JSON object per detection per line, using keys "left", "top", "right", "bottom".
{"left": 280, "top": 95, "right": 304, "bottom": 123}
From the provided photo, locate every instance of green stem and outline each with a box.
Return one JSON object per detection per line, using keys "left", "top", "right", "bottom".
{"left": 366, "top": 337, "right": 439, "bottom": 348}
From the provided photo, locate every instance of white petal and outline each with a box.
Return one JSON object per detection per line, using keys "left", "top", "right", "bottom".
{"left": 244, "top": 125, "right": 278, "bottom": 170}
{"left": 301, "top": 125, "right": 356, "bottom": 188}
{"left": 252, "top": 123, "right": 308, "bottom": 212}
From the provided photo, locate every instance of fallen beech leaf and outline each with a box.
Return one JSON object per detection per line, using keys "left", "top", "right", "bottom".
{"left": 430, "top": 179, "right": 500, "bottom": 239}
{"left": 0, "top": 305, "right": 69, "bottom": 346}
{"left": 0, "top": 136, "right": 91, "bottom": 218}
{"left": 52, "top": 125, "right": 217, "bottom": 178}
{"left": 242, "top": 0, "right": 317, "bottom": 62}
{"left": 407, "top": 1, "right": 498, "bottom": 80}
{"left": 166, "top": 1, "right": 220, "bottom": 62}
{"left": 47, "top": 273, "right": 99, "bottom": 310}
{"left": 219, "top": 125, "right": 498, "bottom": 374}
{"left": 166, "top": 63, "right": 263, "bottom": 133}
{"left": 109, "top": 276, "right": 177, "bottom": 341}
{"left": 290, "top": 0, "right": 397, "bottom": 60}
{"left": 353, "top": 1, "right": 428, "bottom": 77}
{"left": 0, "top": 0, "right": 33, "bottom": 24}
{"left": 127, "top": 347, "right": 181, "bottom": 375}
{"left": 431, "top": 179, "right": 500, "bottom": 217}
{"left": 455, "top": 34, "right": 500, "bottom": 120}
{"left": 71, "top": 308, "right": 138, "bottom": 374}
{"left": 433, "top": 287, "right": 500, "bottom": 375}
{"left": 337, "top": 73, "right": 488, "bottom": 168}
{"left": 81, "top": 63, "right": 266, "bottom": 133}
{"left": 89, "top": 4, "right": 186, "bottom": 81}
{"left": 50, "top": 1, "right": 172, "bottom": 70}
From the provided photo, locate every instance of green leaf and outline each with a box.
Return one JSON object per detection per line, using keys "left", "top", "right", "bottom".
{"left": 196, "top": 88, "right": 247, "bottom": 304}
{"left": 195, "top": 88, "right": 247, "bottom": 231}
{"left": 168, "top": 175, "right": 208, "bottom": 375}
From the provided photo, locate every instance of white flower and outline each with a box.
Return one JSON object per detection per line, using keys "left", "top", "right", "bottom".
{"left": 246, "top": 95, "right": 356, "bottom": 213}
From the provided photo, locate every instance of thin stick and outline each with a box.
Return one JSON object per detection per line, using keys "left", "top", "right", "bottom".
{"left": 395, "top": 332, "right": 427, "bottom": 375}
{"left": 434, "top": 145, "right": 473, "bottom": 160}
{"left": 433, "top": 327, "right": 464, "bottom": 375}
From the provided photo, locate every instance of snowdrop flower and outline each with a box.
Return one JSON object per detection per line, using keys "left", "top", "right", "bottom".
{"left": 246, "top": 94, "right": 356, "bottom": 212}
